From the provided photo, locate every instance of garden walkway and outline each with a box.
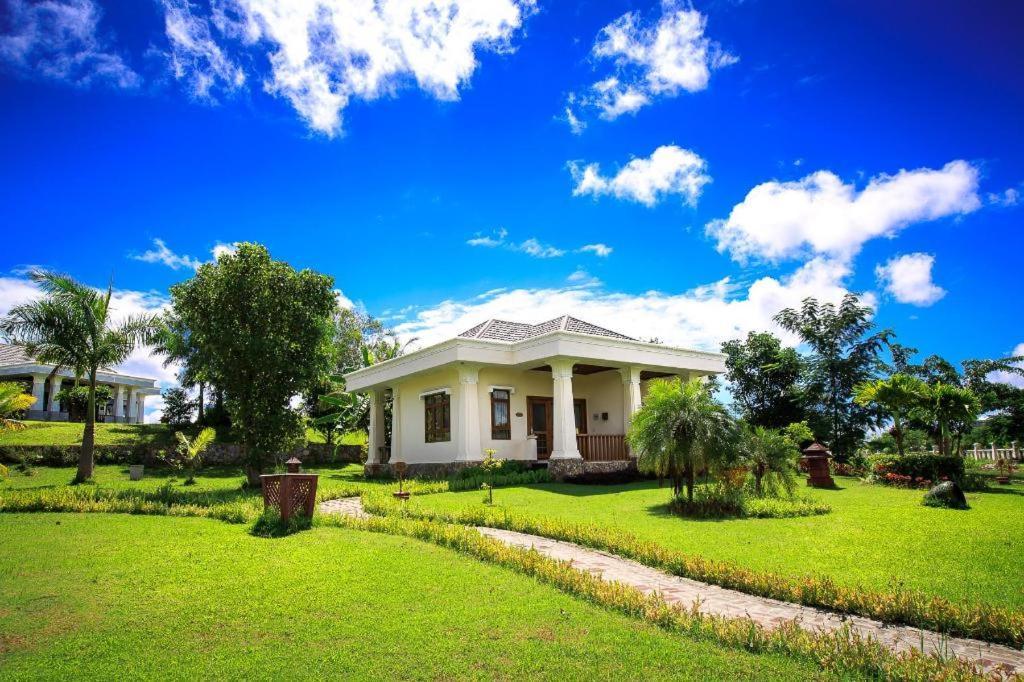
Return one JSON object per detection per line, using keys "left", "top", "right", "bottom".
{"left": 319, "top": 497, "right": 1023, "bottom": 674}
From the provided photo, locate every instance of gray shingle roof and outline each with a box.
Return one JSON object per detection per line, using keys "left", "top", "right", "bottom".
{"left": 0, "top": 344, "right": 118, "bottom": 374}
{"left": 0, "top": 344, "right": 34, "bottom": 367}
{"left": 458, "top": 315, "right": 634, "bottom": 342}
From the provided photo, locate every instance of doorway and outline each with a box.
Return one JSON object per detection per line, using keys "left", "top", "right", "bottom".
{"left": 527, "top": 396, "right": 587, "bottom": 459}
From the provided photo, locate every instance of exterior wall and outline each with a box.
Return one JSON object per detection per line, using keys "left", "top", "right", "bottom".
{"left": 393, "top": 365, "right": 630, "bottom": 464}
{"left": 393, "top": 367, "right": 459, "bottom": 464}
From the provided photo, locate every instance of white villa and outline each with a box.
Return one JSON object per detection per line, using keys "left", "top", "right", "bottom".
{"left": 0, "top": 343, "right": 160, "bottom": 424}
{"left": 344, "top": 316, "right": 726, "bottom": 479}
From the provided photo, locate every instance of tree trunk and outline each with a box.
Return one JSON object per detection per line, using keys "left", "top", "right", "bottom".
{"left": 685, "top": 465, "right": 695, "bottom": 502}
{"left": 893, "top": 418, "right": 905, "bottom": 457}
{"left": 754, "top": 468, "right": 764, "bottom": 496}
{"left": 243, "top": 443, "right": 262, "bottom": 488}
{"left": 197, "top": 382, "right": 205, "bottom": 422}
{"left": 76, "top": 369, "right": 98, "bottom": 483}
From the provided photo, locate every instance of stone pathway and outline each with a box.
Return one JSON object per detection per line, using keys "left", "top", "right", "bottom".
{"left": 319, "top": 498, "right": 1023, "bottom": 674}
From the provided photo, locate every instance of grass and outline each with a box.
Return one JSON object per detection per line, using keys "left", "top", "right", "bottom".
{"left": 410, "top": 476, "right": 1024, "bottom": 612}
{"left": 0, "top": 513, "right": 830, "bottom": 681}
{"left": 0, "top": 420, "right": 366, "bottom": 448}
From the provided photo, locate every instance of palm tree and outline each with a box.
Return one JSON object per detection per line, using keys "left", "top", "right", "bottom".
{"left": 854, "top": 374, "right": 929, "bottom": 456}
{"left": 628, "top": 378, "right": 737, "bottom": 502}
{"left": 741, "top": 425, "right": 802, "bottom": 496}
{"left": 174, "top": 427, "right": 216, "bottom": 485}
{"left": 0, "top": 271, "right": 158, "bottom": 482}
{"left": 927, "top": 383, "right": 981, "bottom": 456}
{"left": 0, "top": 382, "right": 36, "bottom": 431}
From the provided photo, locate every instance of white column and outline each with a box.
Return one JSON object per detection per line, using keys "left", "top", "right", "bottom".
{"left": 455, "top": 364, "right": 481, "bottom": 461}
{"left": 29, "top": 374, "right": 46, "bottom": 413}
{"left": 390, "top": 386, "right": 402, "bottom": 462}
{"left": 127, "top": 387, "right": 138, "bottom": 422}
{"left": 136, "top": 394, "right": 146, "bottom": 423}
{"left": 366, "top": 389, "right": 386, "bottom": 465}
{"left": 549, "top": 358, "right": 581, "bottom": 460}
{"left": 113, "top": 385, "right": 126, "bottom": 422}
{"left": 619, "top": 366, "right": 642, "bottom": 437}
{"left": 48, "top": 375, "right": 63, "bottom": 413}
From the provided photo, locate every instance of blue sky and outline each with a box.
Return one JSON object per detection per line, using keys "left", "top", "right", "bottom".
{"left": 1, "top": 0, "right": 1023, "bottom": 419}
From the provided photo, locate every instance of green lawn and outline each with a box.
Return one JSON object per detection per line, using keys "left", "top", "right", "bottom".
{"left": 0, "top": 463, "right": 384, "bottom": 511}
{"left": 0, "top": 513, "right": 829, "bottom": 681}
{"left": 0, "top": 420, "right": 366, "bottom": 447}
{"left": 410, "top": 477, "right": 1024, "bottom": 611}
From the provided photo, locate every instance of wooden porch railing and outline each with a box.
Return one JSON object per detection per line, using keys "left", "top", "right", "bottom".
{"left": 576, "top": 434, "right": 629, "bottom": 462}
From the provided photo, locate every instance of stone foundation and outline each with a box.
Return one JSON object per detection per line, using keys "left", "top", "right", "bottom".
{"left": 365, "top": 460, "right": 483, "bottom": 480}
{"left": 549, "top": 458, "right": 637, "bottom": 483}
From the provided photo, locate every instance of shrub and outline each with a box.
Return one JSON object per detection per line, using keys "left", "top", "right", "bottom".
{"left": 251, "top": 507, "right": 312, "bottom": 537}
{"left": 867, "top": 453, "right": 964, "bottom": 487}
{"left": 669, "top": 484, "right": 830, "bottom": 519}
{"left": 670, "top": 483, "right": 744, "bottom": 518}
{"left": 454, "top": 457, "right": 527, "bottom": 480}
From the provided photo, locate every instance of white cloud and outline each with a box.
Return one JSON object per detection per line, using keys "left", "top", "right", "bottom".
{"left": 393, "top": 257, "right": 859, "bottom": 352}
{"left": 571, "top": 145, "right": 710, "bottom": 207}
{"left": 578, "top": 243, "right": 613, "bottom": 257}
{"left": 131, "top": 239, "right": 204, "bottom": 271}
{"left": 467, "top": 228, "right": 508, "bottom": 247}
{"left": 566, "top": 268, "right": 601, "bottom": 288}
{"left": 172, "top": 0, "right": 534, "bottom": 136}
{"left": 161, "top": 0, "right": 246, "bottom": 100}
{"left": 0, "top": 0, "right": 140, "bottom": 88}
{"left": 466, "top": 231, "right": 613, "bottom": 259}
{"left": 707, "top": 160, "right": 981, "bottom": 264}
{"left": 987, "top": 343, "right": 1024, "bottom": 389}
{"left": 567, "top": 2, "right": 734, "bottom": 126}
{"left": 211, "top": 242, "right": 238, "bottom": 259}
{"left": 0, "top": 275, "right": 178, "bottom": 392}
{"left": 987, "top": 187, "right": 1020, "bottom": 207}
{"left": 875, "top": 253, "right": 946, "bottom": 306}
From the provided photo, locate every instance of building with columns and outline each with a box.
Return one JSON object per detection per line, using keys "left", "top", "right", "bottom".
{"left": 343, "top": 316, "right": 726, "bottom": 478}
{"left": 0, "top": 343, "right": 160, "bottom": 424}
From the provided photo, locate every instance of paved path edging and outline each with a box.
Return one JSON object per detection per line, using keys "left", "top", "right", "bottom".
{"left": 319, "top": 497, "right": 1023, "bottom": 674}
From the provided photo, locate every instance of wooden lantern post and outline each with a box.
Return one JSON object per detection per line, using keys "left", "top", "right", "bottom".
{"left": 800, "top": 442, "right": 835, "bottom": 488}
{"left": 392, "top": 460, "right": 410, "bottom": 500}
{"left": 261, "top": 456, "right": 319, "bottom": 521}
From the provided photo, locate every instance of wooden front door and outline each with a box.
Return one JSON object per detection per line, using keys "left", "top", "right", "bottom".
{"left": 527, "top": 397, "right": 553, "bottom": 458}
{"left": 527, "top": 397, "right": 587, "bottom": 459}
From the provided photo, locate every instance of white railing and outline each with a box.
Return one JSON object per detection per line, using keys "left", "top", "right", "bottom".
{"left": 964, "top": 442, "right": 1020, "bottom": 461}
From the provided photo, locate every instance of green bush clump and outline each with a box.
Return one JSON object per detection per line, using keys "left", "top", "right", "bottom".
{"left": 867, "top": 453, "right": 964, "bottom": 485}
{"left": 362, "top": 493, "right": 1024, "bottom": 648}
{"left": 319, "top": 511, "right": 990, "bottom": 681}
{"left": 669, "top": 484, "right": 830, "bottom": 519}
{"left": 454, "top": 458, "right": 527, "bottom": 479}
{"left": 251, "top": 507, "right": 312, "bottom": 537}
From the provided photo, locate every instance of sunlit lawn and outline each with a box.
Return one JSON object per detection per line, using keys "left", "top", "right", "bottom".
{"left": 0, "top": 420, "right": 366, "bottom": 447}
{"left": 410, "top": 476, "right": 1024, "bottom": 611}
{"left": 0, "top": 513, "right": 829, "bottom": 681}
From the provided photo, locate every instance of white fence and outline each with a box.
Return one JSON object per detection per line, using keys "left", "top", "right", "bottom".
{"left": 964, "top": 442, "right": 1020, "bottom": 461}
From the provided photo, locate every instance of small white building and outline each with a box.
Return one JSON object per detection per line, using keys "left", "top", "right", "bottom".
{"left": 343, "top": 315, "right": 726, "bottom": 478}
{"left": 0, "top": 343, "right": 160, "bottom": 424}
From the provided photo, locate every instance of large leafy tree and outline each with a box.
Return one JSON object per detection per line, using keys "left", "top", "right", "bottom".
{"left": 0, "top": 271, "right": 158, "bottom": 482}
{"left": 899, "top": 351, "right": 1024, "bottom": 447}
{"left": 721, "top": 331, "right": 804, "bottom": 429}
{"left": 628, "top": 378, "right": 738, "bottom": 502}
{"left": 169, "top": 243, "right": 336, "bottom": 485}
{"left": 160, "top": 387, "right": 195, "bottom": 426}
{"left": 924, "top": 383, "right": 981, "bottom": 456}
{"left": 774, "top": 294, "right": 892, "bottom": 459}
{"left": 153, "top": 311, "right": 215, "bottom": 423}
{"left": 854, "top": 374, "right": 929, "bottom": 456}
